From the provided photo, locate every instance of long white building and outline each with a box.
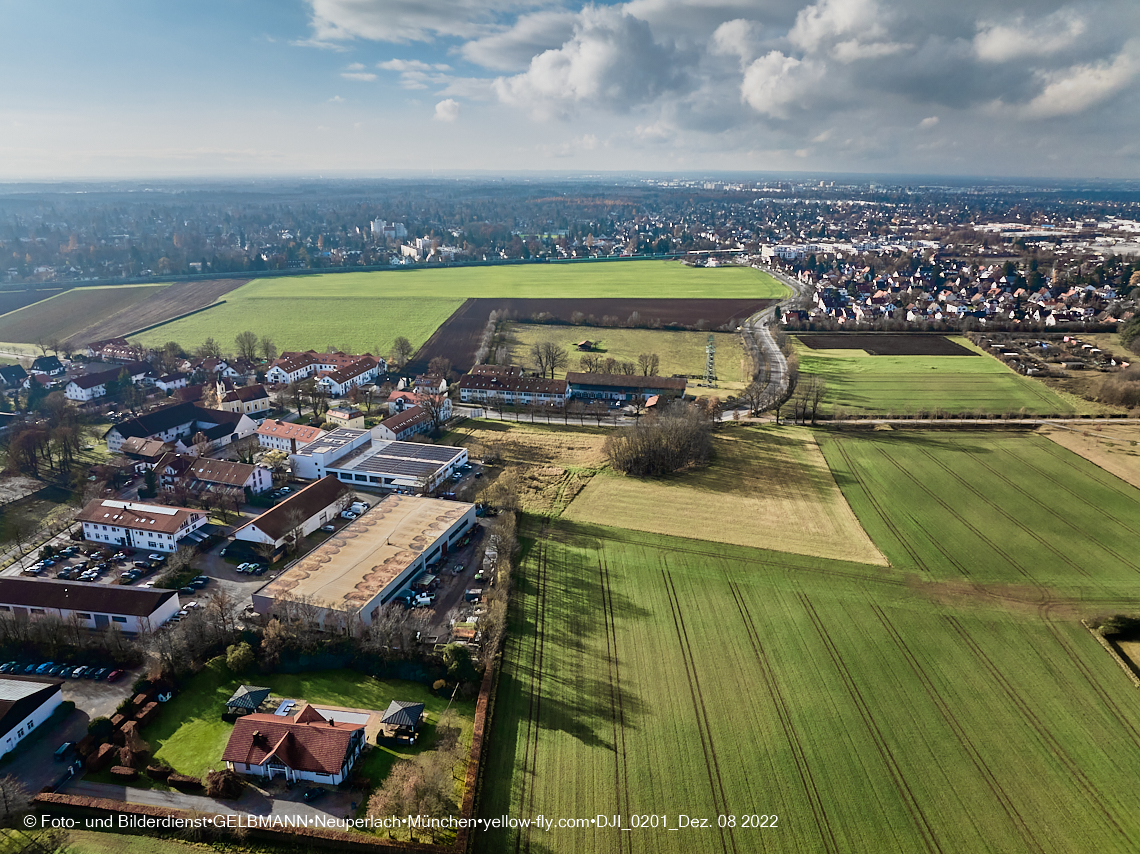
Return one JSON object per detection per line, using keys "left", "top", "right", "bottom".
{"left": 76, "top": 499, "right": 208, "bottom": 553}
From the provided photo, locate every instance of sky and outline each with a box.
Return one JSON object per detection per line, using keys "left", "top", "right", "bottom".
{"left": 1, "top": 0, "right": 1139, "bottom": 180}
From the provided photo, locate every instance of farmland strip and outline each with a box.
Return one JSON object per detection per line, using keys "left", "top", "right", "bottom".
{"left": 660, "top": 566, "right": 733, "bottom": 854}
{"left": 943, "top": 615, "right": 1133, "bottom": 845}
{"left": 597, "top": 549, "right": 631, "bottom": 854}
{"left": 799, "top": 593, "right": 944, "bottom": 854}
{"left": 728, "top": 581, "right": 837, "bottom": 854}
{"left": 515, "top": 533, "right": 549, "bottom": 854}
{"left": 868, "top": 603, "right": 1043, "bottom": 854}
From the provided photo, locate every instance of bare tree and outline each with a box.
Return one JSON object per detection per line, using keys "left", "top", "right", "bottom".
{"left": 0, "top": 774, "right": 30, "bottom": 824}
{"left": 616, "top": 361, "right": 637, "bottom": 376}
{"left": 420, "top": 392, "right": 451, "bottom": 433}
{"left": 637, "top": 353, "right": 660, "bottom": 376}
{"left": 196, "top": 337, "right": 222, "bottom": 359}
{"left": 234, "top": 331, "right": 259, "bottom": 362}
{"left": 529, "top": 341, "right": 568, "bottom": 379}
{"left": 427, "top": 356, "right": 451, "bottom": 377}
{"left": 389, "top": 336, "right": 414, "bottom": 368}
{"left": 580, "top": 354, "right": 602, "bottom": 372}
{"left": 260, "top": 336, "right": 277, "bottom": 363}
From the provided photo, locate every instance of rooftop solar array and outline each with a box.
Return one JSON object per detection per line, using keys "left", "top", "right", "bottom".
{"left": 351, "top": 456, "right": 437, "bottom": 476}
{"left": 371, "top": 441, "right": 463, "bottom": 463}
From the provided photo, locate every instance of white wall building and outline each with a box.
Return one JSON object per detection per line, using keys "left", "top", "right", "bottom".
{"left": 76, "top": 499, "right": 207, "bottom": 553}
{"left": 0, "top": 578, "right": 181, "bottom": 633}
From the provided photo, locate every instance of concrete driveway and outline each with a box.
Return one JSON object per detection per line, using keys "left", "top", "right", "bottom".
{"left": 1, "top": 706, "right": 90, "bottom": 793}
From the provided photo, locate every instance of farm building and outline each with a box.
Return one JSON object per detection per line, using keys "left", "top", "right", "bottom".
{"left": 105, "top": 401, "right": 256, "bottom": 454}
{"left": 0, "top": 677, "right": 64, "bottom": 756}
{"left": 457, "top": 372, "right": 569, "bottom": 407}
{"left": 154, "top": 453, "right": 272, "bottom": 497}
{"left": 255, "top": 419, "right": 324, "bottom": 452}
{"left": 231, "top": 475, "right": 354, "bottom": 558}
{"left": 566, "top": 372, "right": 687, "bottom": 402}
{"left": 289, "top": 428, "right": 467, "bottom": 494}
{"left": 0, "top": 578, "right": 180, "bottom": 633}
{"left": 251, "top": 495, "right": 476, "bottom": 631}
{"left": 222, "top": 703, "right": 367, "bottom": 785}
{"left": 372, "top": 405, "right": 431, "bottom": 441}
{"left": 76, "top": 498, "right": 208, "bottom": 553}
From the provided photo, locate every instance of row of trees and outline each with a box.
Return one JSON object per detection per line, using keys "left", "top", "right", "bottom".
{"left": 604, "top": 402, "right": 714, "bottom": 476}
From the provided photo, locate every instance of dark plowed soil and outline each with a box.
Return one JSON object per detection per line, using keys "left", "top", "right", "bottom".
{"left": 73, "top": 278, "right": 251, "bottom": 344}
{"left": 797, "top": 333, "right": 976, "bottom": 356}
{"left": 406, "top": 297, "right": 778, "bottom": 375}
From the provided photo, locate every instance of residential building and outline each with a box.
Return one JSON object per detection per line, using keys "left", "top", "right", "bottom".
{"left": 222, "top": 704, "right": 366, "bottom": 785}
{"left": 372, "top": 406, "right": 430, "bottom": 441}
{"left": 0, "top": 677, "right": 63, "bottom": 755}
{"left": 387, "top": 390, "right": 452, "bottom": 419}
{"left": 155, "top": 373, "right": 189, "bottom": 392}
{"left": 255, "top": 420, "right": 324, "bottom": 452}
{"left": 266, "top": 351, "right": 386, "bottom": 386}
{"left": 314, "top": 356, "right": 380, "bottom": 397}
{"left": 0, "top": 365, "right": 27, "bottom": 387}
{"left": 76, "top": 498, "right": 208, "bottom": 553}
{"left": 219, "top": 384, "right": 270, "bottom": 417}
{"left": 29, "top": 356, "right": 64, "bottom": 376}
{"left": 118, "top": 437, "right": 173, "bottom": 472}
{"left": 326, "top": 407, "right": 364, "bottom": 429}
{"left": 565, "top": 372, "right": 687, "bottom": 402}
{"left": 155, "top": 454, "right": 271, "bottom": 497}
{"left": 85, "top": 338, "right": 144, "bottom": 362}
{"left": 0, "top": 578, "right": 180, "bottom": 633}
{"left": 252, "top": 495, "right": 476, "bottom": 630}
{"left": 457, "top": 373, "right": 568, "bottom": 407}
{"left": 231, "top": 475, "right": 353, "bottom": 557}
{"left": 105, "top": 402, "right": 256, "bottom": 454}
{"left": 64, "top": 369, "right": 118, "bottom": 402}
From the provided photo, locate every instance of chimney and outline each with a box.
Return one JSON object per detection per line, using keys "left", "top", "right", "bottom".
{"left": 290, "top": 437, "right": 297, "bottom": 454}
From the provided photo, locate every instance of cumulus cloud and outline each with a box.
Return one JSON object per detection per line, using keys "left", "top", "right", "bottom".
{"left": 918, "top": 115, "right": 938, "bottom": 129}
{"left": 434, "top": 98, "right": 461, "bottom": 121}
{"left": 378, "top": 58, "right": 453, "bottom": 90}
{"left": 461, "top": 11, "right": 578, "bottom": 72}
{"left": 711, "top": 18, "right": 762, "bottom": 65}
{"left": 493, "top": 6, "right": 688, "bottom": 117}
{"left": 740, "top": 51, "right": 824, "bottom": 118}
{"left": 974, "top": 9, "right": 1086, "bottom": 63}
{"left": 1022, "top": 41, "right": 1140, "bottom": 118}
{"left": 304, "top": 0, "right": 534, "bottom": 44}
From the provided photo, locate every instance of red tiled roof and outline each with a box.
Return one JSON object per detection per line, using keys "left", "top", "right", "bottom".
{"left": 222, "top": 708, "right": 361, "bottom": 775}
{"left": 255, "top": 420, "right": 324, "bottom": 443}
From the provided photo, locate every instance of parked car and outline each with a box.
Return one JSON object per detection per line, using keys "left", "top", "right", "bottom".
{"left": 35, "top": 662, "right": 54, "bottom": 674}
{"left": 302, "top": 787, "right": 325, "bottom": 803}
{"left": 179, "top": 586, "right": 196, "bottom": 595}
{"left": 0, "top": 662, "right": 17, "bottom": 673}
{"left": 133, "top": 561, "right": 150, "bottom": 569}
{"left": 70, "top": 666, "right": 88, "bottom": 678}
{"left": 340, "top": 511, "right": 358, "bottom": 520}
{"left": 106, "top": 670, "right": 123, "bottom": 682}
{"left": 53, "top": 742, "right": 76, "bottom": 761}
{"left": 148, "top": 554, "right": 166, "bottom": 563}
{"left": 190, "top": 576, "right": 210, "bottom": 588}
{"left": 91, "top": 668, "right": 110, "bottom": 680}
{"left": 320, "top": 524, "right": 335, "bottom": 533}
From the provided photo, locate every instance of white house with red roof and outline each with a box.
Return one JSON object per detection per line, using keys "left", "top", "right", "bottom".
{"left": 222, "top": 703, "right": 367, "bottom": 785}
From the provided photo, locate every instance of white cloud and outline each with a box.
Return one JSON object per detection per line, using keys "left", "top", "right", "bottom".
{"left": 1022, "top": 41, "right": 1140, "bottom": 118}
{"left": 378, "top": 58, "right": 453, "bottom": 90}
{"left": 304, "top": 0, "right": 535, "bottom": 44}
{"left": 493, "top": 6, "right": 687, "bottom": 117}
{"left": 711, "top": 18, "right": 762, "bottom": 65}
{"left": 461, "top": 11, "right": 578, "bottom": 72}
{"left": 346, "top": 62, "right": 367, "bottom": 71}
{"left": 918, "top": 115, "right": 939, "bottom": 129}
{"left": 434, "top": 98, "right": 461, "bottom": 121}
{"left": 341, "top": 71, "right": 377, "bottom": 81}
{"left": 740, "top": 50, "right": 824, "bottom": 118}
{"left": 789, "top": 0, "right": 881, "bottom": 53}
{"left": 974, "top": 9, "right": 1086, "bottom": 63}
{"left": 329, "top": 95, "right": 346, "bottom": 102}
{"left": 378, "top": 59, "right": 450, "bottom": 72}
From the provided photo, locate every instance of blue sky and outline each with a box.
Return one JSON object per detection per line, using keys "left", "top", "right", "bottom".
{"left": 2, "top": 0, "right": 1139, "bottom": 179}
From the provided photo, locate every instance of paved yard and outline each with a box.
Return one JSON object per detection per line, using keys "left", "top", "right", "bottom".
{"left": 1, "top": 707, "right": 90, "bottom": 793}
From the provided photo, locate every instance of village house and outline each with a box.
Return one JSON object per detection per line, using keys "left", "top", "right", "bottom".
{"left": 326, "top": 407, "right": 365, "bottom": 429}
{"left": 154, "top": 373, "right": 189, "bottom": 392}
{"left": 0, "top": 365, "right": 27, "bottom": 388}
{"left": 29, "top": 355, "right": 65, "bottom": 376}
{"left": 372, "top": 405, "right": 431, "bottom": 441}
{"left": 219, "top": 383, "right": 271, "bottom": 417}
{"left": 457, "top": 372, "right": 569, "bottom": 407}
{"left": 105, "top": 401, "right": 257, "bottom": 455}
{"left": 222, "top": 703, "right": 366, "bottom": 785}
{"left": 565, "top": 372, "right": 687, "bottom": 403}
{"left": 265, "top": 350, "right": 386, "bottom": 386}
{"left": 255, "top": 419, "right": 324, "bottom": 452}
{"left": 314, "top": 356, "right": 381, "bottom": 397}
{"left": 154, "top": 453, "right": 272, "bottom": 497}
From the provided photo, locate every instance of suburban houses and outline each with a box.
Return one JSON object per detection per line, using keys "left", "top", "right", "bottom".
{"left": 255, "top": 419, "right": 324, "bottom": 452}
{"left": 154, "top": 454, "right": 272, "bottom": 497}
{"left": 105, "top": 401, "right": 257, "bottom": 455}
{"left": 265, "top": 350, "right": 384, "bottom": 386}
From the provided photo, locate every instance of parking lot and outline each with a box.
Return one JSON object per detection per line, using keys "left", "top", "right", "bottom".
{"left": 7, "top": 542, "right": 173, "bottom": 588}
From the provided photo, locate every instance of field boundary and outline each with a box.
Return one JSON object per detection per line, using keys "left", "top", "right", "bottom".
{"left": 123, "top": 300, "right": 227, "bottom": 338}
{"left": 1083, "top": 621, "right": 1140, "bottom": 689}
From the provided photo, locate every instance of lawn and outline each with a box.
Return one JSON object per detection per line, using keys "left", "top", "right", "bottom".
{"left": 132, "top": 261, "right": 785, "bottom": 355}
{"left": 507, "top": 323, "right": 750, "bottom": 396}
{"left": 141, "top": 659, "right": 474, "bottom": 782}
{"left": 795, "top": 336, "right": 1086, "bottom": 416}
{"left": 0, "top": 285, "right": 170, "bottom": 345}
{"left": 479, "top": 432, "right": 1140, "bottom": 853}
{"left": 562, "top": 425, "right": 886, "bottom": 564}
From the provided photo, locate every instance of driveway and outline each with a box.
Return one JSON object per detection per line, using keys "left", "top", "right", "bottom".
{"left": 1, "top": 707, "right": 90, "bottom": 793}
{"left": 65, "top": 777, "right": 357, "bottom": 820}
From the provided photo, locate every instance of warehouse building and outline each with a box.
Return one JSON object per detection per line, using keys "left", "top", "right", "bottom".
{"left": 0, "top": 578, "right": 181, "bottom": 633}
{"left": 289, "top": 428, "right": 466, "bottom": 494}
{"left": 0, "top": 677, "right": 64, "bottom": 756}
{"left": 565, "top": 372, "right": 688, "bottom": 402}
{"left": 252, "top": 495, "right": 476, "bottom": 632}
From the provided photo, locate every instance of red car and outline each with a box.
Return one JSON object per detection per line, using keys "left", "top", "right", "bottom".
{"left": 106, "top": 670, "right": 123, "bottom": 682}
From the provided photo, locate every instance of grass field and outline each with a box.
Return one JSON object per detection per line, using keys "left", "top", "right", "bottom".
{"left": 795, "top": 336, "right": 1087, "bottom": 416}
{"left": 508, "top": 323, "right": 750, "bottom": 396}
{"left": 479, "top": 431, "right": 1140, "bottom": 853}
{"left": 563, "top": 425, "right": 886, "bottom": 564}
{"left": 141, "top": 659, "right": 474, "bottom": 782}
{"left": 132, "top": 261, "right": 785, "bottom": 354}
{"left": 0, "top": 285, "right": 170, "bottom": 345}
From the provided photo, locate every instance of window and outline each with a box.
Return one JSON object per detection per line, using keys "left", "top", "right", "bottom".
{"left": 26, "top": 720, "right": 34, "bottom": 730}
{"left": 111, "top": 616, "right": 127, "bottom": 624}
{"left": 30, "top": 608, "right": 44, "bottom": 615}
{"left": 17, "top": 728, "right": 23, "bottom": 738}
{"left": 77, "top": 613, "right": 91, "bottom": 620}
{"left": 0, "top": 606, "right": 9, "bottom": 613}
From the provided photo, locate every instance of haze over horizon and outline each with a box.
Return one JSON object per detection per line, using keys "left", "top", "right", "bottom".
{"left": 3, "top": 0, "right": 1139, "bottom": 181}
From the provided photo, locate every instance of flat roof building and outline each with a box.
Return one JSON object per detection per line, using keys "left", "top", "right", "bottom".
{"left": 290, "top": 429, "right": 467, "bottom": 494}
{"left": 252, "top": 495, "right": 476, "bottom": 632}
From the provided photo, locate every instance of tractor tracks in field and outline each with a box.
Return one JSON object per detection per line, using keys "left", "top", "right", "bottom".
{"left": 944, "top": 614, "right": 1133, "bottom": 846}
{"left": 598, "top": 549, "right": 632, "bottom": 854}
{"left": 516, "top": 531, "right": 550, "bottom": 854}
{"left": 868, "top": 603, "right": 1044, "bottom": 854}
{"left": 727, "top": 580, "right": 838, "bottom": 854}
{"left": 799, "top": 593, "right": 945, "bottom": 854}
{"left": 661, "top": 563, "right": 736, "bottom": 854}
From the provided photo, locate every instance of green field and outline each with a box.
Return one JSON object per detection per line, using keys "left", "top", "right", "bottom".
{"left": 509, "top": 323, "right": 750, "bottom": 386}
{"left": 795, "top": 337, "right": 1085, "bottom": 416}
{"left": 478, "top": 431, "right": 1140, "bottom": 853}
{"left": 0, "top": 284, "right": 169, "bottom": 345}
{"left": 133, "top": 261, "right": 786, "bottom": 354}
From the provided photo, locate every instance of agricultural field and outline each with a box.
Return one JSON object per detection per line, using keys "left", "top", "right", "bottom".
{"left": 0, "top": 284, "right": 169, "bottom": 347}
{"left": 563, "top": 426, "right": 885, "bottom": 564}
{"left": 133, "top": 261, "right": 784, "bottom": 361}
{"left": 0, "top": 287, "right": 63, "bottom": 317}
{"left": 507, "top": 324, "right": 750, "bottom": 387}
{"left": 797, "top": 332, "right": 976, "bottom": 356}
{"left": 73, "top": 277, "right": 250, "bottom": 343}
{"left": 479, "top": 431, "right": 1140, "bottom": 853}
{"left": 1037, "top": 423, "right": 1140, "bottom": 489}
{"left": 794, "top": 336, "right": 1087, "bottom": 416}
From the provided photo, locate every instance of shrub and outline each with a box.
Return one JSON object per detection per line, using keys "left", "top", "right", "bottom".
{"left": 433, "top": 679, "right": 447, "bottom": 692}
{"left": 87, "top": 717, "right": 113, "bottom": 740}
{"left": 87, "top": 743, "right": 117, "bottom": 772}
{"left": 205, "top": 769, "right": 246, "bottom": 799}
{"left": 226, "top": 641, "right": 255, "bottom": 673}
{"left": 146, "top": 764, "right": 173, "bottom": 779}
{"left": 109, "top": 766, "right": 138, "bottom": 780}
{"left": 604, "top": 403, "right": 713, "bottom": 477}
